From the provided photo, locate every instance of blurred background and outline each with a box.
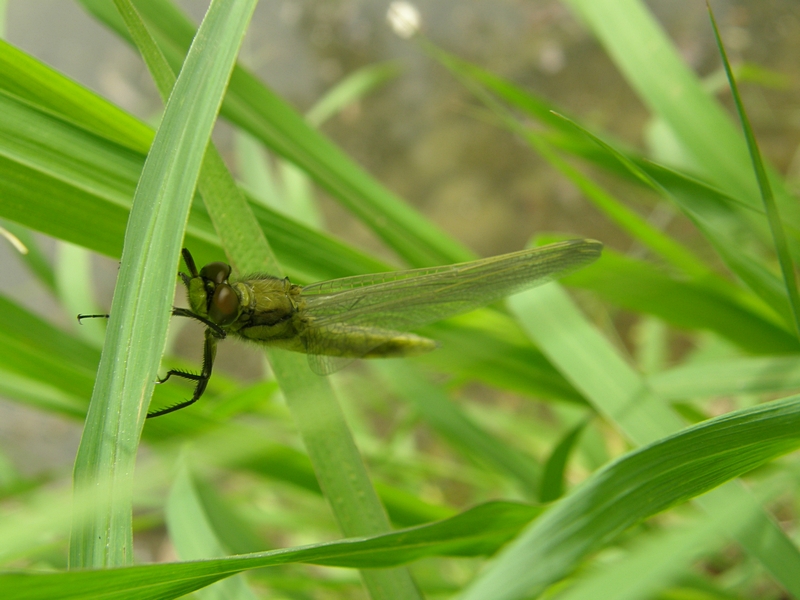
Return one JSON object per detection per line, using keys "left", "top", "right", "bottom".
{"left": 1, "top": 0, "right": 799, "bottom": 519}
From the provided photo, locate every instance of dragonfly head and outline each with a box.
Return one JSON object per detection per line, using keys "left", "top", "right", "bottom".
{"left": 181, "top": 249, "right": 241, "bottom": 328}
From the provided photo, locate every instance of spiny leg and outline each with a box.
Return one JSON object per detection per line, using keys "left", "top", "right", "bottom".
{"left": 172, "top": 307, "right": 226, "bottom": 338}
{"left": 78, "top": 308, "right": 224, "bottom": 337}
{"left": 148, "top": 328, "right": 218, "bottom": 418}
{"left": 78, "top": 305, "right": 225, "bottom": 417}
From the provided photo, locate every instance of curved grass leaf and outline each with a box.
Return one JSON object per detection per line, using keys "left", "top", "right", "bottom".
{"left": 707, "top": 6, "right": 800, "bottom": 339}
{"left": 6, "top": 394, "right": 800, "bottom": 599}
{"left": 0, "top": 501, "right": 542, "bottom": 600}
{"left": 503, "top": 281, "right": 800, "bottom": 597}
{"left": 458, "top": 394, "right": 800, "bottom": 600}
{"left": 539, "top": 418, "right": 588, "bottom": 503}
{"left": 562, "top": 247, "right": 799, "bottom": 354}
{"left": 549, "top": 107, "right": 799, "bottom": 331}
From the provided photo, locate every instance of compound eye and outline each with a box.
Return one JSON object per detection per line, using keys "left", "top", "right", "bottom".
{"left": 209, "top": 283, "right": 239, "bottom": 326}
{"left": 200, "top": 262, "right": 232, "bottom": 285}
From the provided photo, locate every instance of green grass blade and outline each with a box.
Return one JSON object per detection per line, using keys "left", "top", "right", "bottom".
{"left": 539, "top": 418, "right": 588, "bottom": 503}
{"left": 166, "top": 461, "right": 258, "bottom": 600}
{"left": 69, "top": 0, "right": 257, "bottom": 568}
{"left": 118, "top": 5, "right": 422, "bottom": 597}
{"left": 562, "top": 246, "right": 799, "bottom": 354}
{"left": 0, "top": 77, "right": 389, "bottom": 280}
{"left": 6, "top": 395, "right": 800, "bottom": 598}
{"left": 375, "top": 361, "right": 542, "bottom": 498}
{"left": 650, "top": 355, "right": 800, "bottom": 399}
{"left": 563, "top": 0, "right": 797, "bottom": 221}
{"left": 458, "top": 392, "right": 800, "bottom": 600}
{"left": 306, "top": 61, "right": 402, "bottom": 128}
{"left": 0, "top": 501, "right": 543, "bottom": 599}
{"left": 707, "top": 5, "right": 800, "bottom": 339}
{"left": 0, "top": 40, "right": 151, "bottom": 152}
{"left": 492, "top": 282, "right": 800, "bottom": 598}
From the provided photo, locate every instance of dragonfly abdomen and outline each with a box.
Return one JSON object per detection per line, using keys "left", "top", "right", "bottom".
{"left": 301, "top": 323, "right": 438, "bottom": 359}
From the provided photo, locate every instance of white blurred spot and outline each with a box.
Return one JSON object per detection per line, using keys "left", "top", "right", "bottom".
{"left": 387, "top": 2, "right": 421, "bottom": 39}
{"left": 538, "top": 42, "right": 565, "bottom": 74}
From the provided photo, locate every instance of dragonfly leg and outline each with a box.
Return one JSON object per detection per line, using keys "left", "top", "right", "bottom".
{"left": 77, "top": 313, "right": 109, "bottom": 323}
{"left": 172, "top": 307, "right": 226, "bottom": 338}
{"left": 148, "top": 328, "right": 218, "bottom": 418}
{"left": 78, "top": 308, "right": 225, "bottom": 338}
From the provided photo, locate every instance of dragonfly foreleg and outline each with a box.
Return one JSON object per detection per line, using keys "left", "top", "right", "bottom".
{"left": 148, "top": 328, "right": 218, "bottom": 418}
{"left": 172, "top": 307, "right": 226, "bottom": 338}
{"left": 77, "top": 313, "right": 109, "bottom": 323}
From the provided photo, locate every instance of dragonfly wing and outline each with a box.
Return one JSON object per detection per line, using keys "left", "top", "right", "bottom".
{"left": 306, "top": 352, "right": 355, "bottom": 376}
{"left": 300, "top": 239, "right": 602, "bottom": 333}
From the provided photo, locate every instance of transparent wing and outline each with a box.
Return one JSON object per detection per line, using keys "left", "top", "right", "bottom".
{"left": 306, "top": 351, "right": 354, "bottom": 376}
{"left": 299, "top": 239, "right": 602, "bottom": 333}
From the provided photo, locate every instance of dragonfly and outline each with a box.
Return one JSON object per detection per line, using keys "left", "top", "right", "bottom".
{"left": 83, "top": 239, "right": 601, "bottom": 417}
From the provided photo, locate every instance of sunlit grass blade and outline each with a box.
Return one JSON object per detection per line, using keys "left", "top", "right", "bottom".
{"left": 0, "top": 40, "right": 151, "bottom": 152}
{"left": 69, "top": 0, "right": 257, "bottom": 568}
